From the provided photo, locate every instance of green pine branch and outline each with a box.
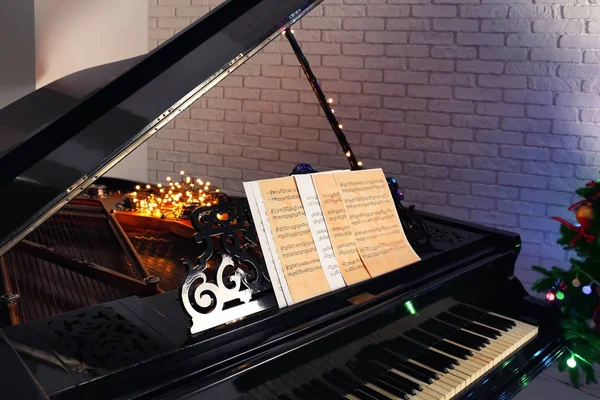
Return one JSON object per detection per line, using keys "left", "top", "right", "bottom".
{"left": 531, "top": 176, "right": 600, "bottom": 388}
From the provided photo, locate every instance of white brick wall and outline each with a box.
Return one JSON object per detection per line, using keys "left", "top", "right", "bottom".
{"left": 148, "top": 0, "right": 600, "bottom": 289}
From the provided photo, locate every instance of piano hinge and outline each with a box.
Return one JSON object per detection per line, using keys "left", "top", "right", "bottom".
{"left": 66, "top": 175, "right": 89, "bottom": 194}
{"left": 347, "top": 292, "right": 375, "bottom": 305}
{"left": 229, "top": 53, "right": 244, "bottom": 67}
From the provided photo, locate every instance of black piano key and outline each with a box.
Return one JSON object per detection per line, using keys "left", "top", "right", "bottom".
{"left": 382, "top": 371, "right": 422, "bottom": 393}
{"left": 424, "top": 348, "right": 459, "bottom": 367}
{"left": 381, "top": 343, "right": 417, "bottom": 360}
{"left": 412, "top": 353, "right": 449, "bottom": 373}
{"left": 332, "top": 369, "right": 389, "bottom": 400}
{"left": 324, "top": 372, "right": 370, "bottom": 399}
{"left": 462, "top": 329, "right": 490, "bottom": 345}
{"left": 397, "top": 361, "right": 438, "bottom": 382}
{"left": 448, "top": 330, "right": 488, "bottom": 350}
{"left": 433, "top": 340, "right": 472, "bottom": 359}
{"left": 436, "top": 312, "right": 470, "bottom": 328}
{"left": 419, "top": 319, "right": 458, "bottom": 338}
{"left": 365, "top": 349, "right": 430, "bottom": 388}
{"left": 354, "top": 389, "right": 380, "bottom": 400}
{"left": 348, "top": 360, "right": 386, "bottom": 382}
{"left": 375, "top": 373, "right": 418, "bottom": 397}
{"left": 403, "top": 329, "right": 439, "bottom": 347}
{"left": 480, "top": 314, "right": 516, "bottom": 330}
{"left": 360, "top": 387, "right": 391, "bottom": 400}
{"left": 465, "top": 322, "right": 501, "bottom": 339}
{"left": 336, "top": 374, "right": 388, "bottom": 400}
{"left": 372, "top": 378, "right": 410, "bottom": 400}
{"left": 449, "top": 304, "right": 486, "bottom": 321}
{"left": 419, "top": 350, "right": 455, "bottom": 371}
{"left": 387, "top": 362, "right": 432, "bottom": 385}
{"left": 386, "top": 337, "right": 423, "bottom": 358}
{"left": 374, "top": 347, "right": 408, "bottom": 366}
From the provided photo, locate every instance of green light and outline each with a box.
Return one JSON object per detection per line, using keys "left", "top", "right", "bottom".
{"left": 405, "top": 301, "right": 417, "bottom": 315}
{"left": 515, "top": 243, "right": 521, "bottom": 248}
{"left": 567, "top": 356, "right": 577, "bottom": 368}
{"left": 556, "top": 291, "right": 565, "bottom": 300}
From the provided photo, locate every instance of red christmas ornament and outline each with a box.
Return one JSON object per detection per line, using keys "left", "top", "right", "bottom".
{"left": 546, "top": 291, "right": 556, "bottom": 302}
{"left": 552, "top": 200, "right": 597, "bottom": 247}
{"left": 576, "top": 203, "right": 594, "bottom": 225}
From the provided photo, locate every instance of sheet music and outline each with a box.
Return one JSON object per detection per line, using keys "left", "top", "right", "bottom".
{"left": 256, "top": 177, "right": 331, "bottom": 304}
{"left": 312, "top": 173, "right": 371, "bottom": 285}
{"left": 294, "top": 174, "right": 346, "bottom": 291}
{"left": 334, "top": 168, "right": 421, "bottom": 277}
{"left": 243, "top": 182, "right": 288, "bottom": 308}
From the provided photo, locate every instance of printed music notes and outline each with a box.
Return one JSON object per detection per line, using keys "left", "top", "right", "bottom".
{"left": 295, "top": 174, "right": 346, "bottom": 291}
{"left": 253, "top": 177, "right": 331, "bottom": 306}
{"left": 335, "top": 169, "right": 421, "bottom": 277}
{"left": 311, "top": 173, "right": 371, "bottom": 285}
{"left": 244, "top": 168, "right": 421, "bottom": 308}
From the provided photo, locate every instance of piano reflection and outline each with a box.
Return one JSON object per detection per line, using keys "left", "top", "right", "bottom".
{"left": 0, "top": 0, "right": 563, "bottom": 399}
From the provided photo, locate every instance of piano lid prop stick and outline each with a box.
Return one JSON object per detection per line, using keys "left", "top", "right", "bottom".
{"left": 284, "top": 29, "right": 363, "bottom": 171}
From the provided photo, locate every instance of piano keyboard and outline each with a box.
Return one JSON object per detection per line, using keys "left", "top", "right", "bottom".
{"left": 235, "top": 301, "right": 538, "bottom": 400}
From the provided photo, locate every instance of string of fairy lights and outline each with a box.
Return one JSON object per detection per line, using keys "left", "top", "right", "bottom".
{"left": 546, "top": 268, "right": 600, "bottom": 302}
{"left": 123, "top": 170, "right": 221, "bottom": 219}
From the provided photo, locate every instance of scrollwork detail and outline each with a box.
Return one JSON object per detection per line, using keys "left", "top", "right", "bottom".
{"left": 180, "top": 201, "right": 274, "bottom": 335}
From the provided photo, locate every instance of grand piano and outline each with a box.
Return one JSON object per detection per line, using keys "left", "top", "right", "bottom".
{"left": 0, "top": 0, "right": 563, "bottom": 399}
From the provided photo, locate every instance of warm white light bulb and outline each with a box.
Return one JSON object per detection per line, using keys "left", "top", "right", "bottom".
{"left": 338, "top": 124, "right": 343, "bottom": 129}
{"left": 328, "top": 98, "right": 333, "bottom": 104}
{"left": 358, "top": 161, "right": 363, "bottom": 166}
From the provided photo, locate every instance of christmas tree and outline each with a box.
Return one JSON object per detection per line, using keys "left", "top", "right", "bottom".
{"left": 532, "top": 179, "right": 600, "bottom": 387}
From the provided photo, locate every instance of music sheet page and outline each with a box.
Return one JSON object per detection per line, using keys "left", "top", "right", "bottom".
{"left": 257, "top": 177, "right": 331, "bottom": 304}
{"left": 312, "top": 173, "right": 371, "bottom": 285}
{"left": 243, "top": 182, "right": 288, "bottom": 307}
{"left": 334, "top": 168, "right": 421, "bottom": 277}
{"left": 294, "top": 174, "right": 346, "bottom": 291}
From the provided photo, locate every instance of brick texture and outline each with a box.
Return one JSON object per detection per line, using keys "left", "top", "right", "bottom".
{"left": 148, "top": 0, "right": 600, "bottom": 291}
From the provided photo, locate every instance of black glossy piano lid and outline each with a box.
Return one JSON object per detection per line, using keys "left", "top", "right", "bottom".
{"left": 0, "top": 0, "right": 323, "bottom": 257}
